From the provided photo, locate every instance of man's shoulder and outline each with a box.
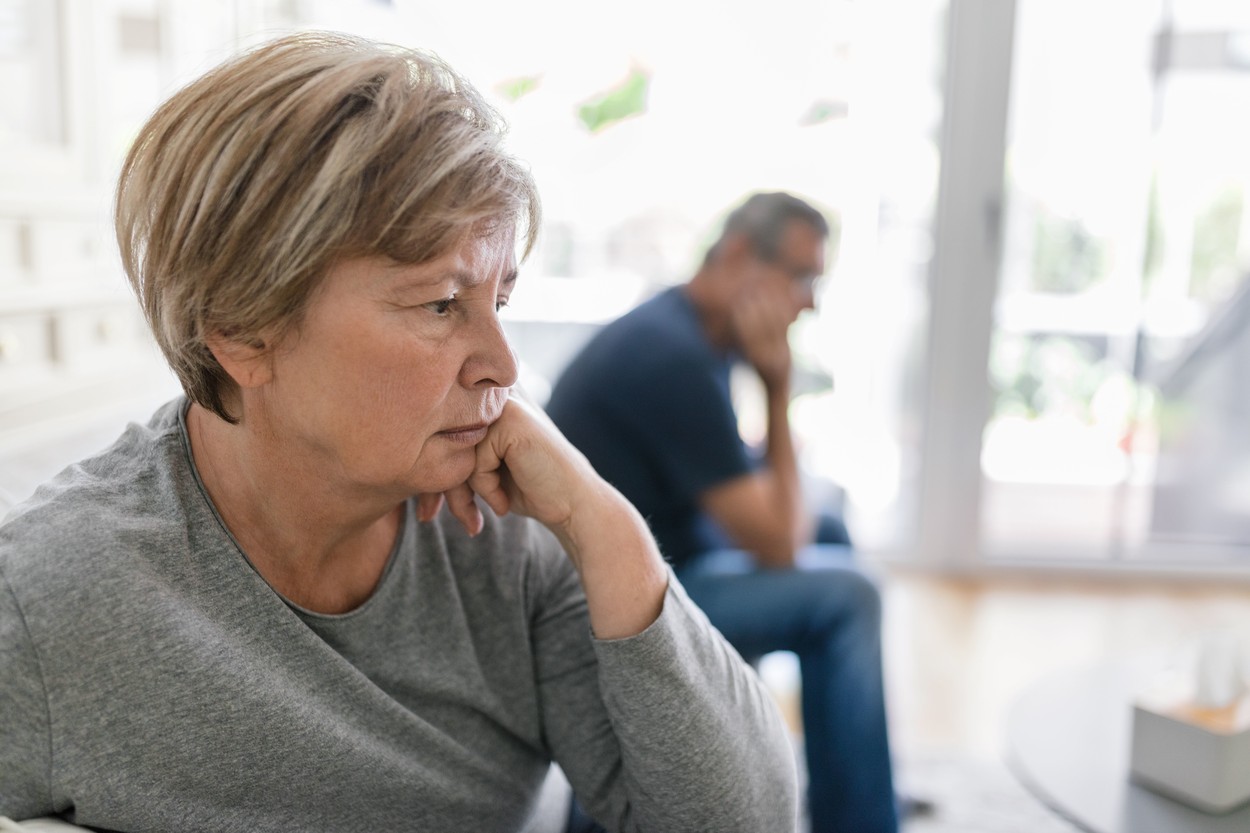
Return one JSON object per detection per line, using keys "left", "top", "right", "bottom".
{"left": 578, "top": 288, "right": 714, "bottom": 377}
{"left": 547, "top": 286, "right": 729, "bottom": 433}
{"left": 611, "top": 286, "right": 701, "bottom": 341}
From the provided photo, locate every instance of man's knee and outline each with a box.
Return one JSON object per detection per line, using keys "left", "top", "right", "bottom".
{"left": 800, "top": 561, "right": 883, "bottom": 634}
{"left": 838, "top": 568, "right": 882, "bottom": 624}
{"left": 814, "top": 512, "right": 853, "bottom": 547}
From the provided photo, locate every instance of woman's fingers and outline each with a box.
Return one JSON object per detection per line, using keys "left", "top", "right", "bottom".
{"left": 470, "top": 432, "right": 511, "bottom": 518}
{"left": 416, "top": 492, "right": 445, "bottom": 522}
{"left": 443, "top": 481, "right": 484, "bottom": 537}
{"left": 443, "top": 393, "right": 589, "bottom": 532}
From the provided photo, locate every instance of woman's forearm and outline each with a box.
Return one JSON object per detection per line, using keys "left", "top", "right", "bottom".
{"left": 554, "top": 482, "right": 668, "bottom": 640}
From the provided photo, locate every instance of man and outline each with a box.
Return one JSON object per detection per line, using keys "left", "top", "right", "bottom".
{"left": 546, "top": 192, "right": 900, "bottom": 833}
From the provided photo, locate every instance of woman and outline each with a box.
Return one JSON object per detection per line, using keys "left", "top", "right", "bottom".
{"left": 0, "top": 32, "right": 796, "bottom": 833}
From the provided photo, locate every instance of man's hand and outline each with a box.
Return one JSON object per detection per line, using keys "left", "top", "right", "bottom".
{"left": 702, "top": 268, "right": 811, "bottom": 565}
{"left": 731, "top": 278, "right": 793, "bottom": 392}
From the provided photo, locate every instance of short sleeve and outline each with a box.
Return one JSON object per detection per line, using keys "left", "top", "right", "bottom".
{"left": 0, "top": 567, "right": 55, "bottom": 819}
{"left": 615, "top": 349, "right": 752, "bottom": 500}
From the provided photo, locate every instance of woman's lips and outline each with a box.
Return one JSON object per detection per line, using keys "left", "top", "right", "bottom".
{"left": 437, "top": 424, "right": 489, "bottom": 445}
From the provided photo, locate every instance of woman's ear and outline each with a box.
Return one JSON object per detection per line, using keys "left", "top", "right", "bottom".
{"left": 205, "top": 333, "right": 274, "bottom": 389}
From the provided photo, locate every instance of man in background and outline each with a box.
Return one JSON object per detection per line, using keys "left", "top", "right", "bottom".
{"left": 547, "top": 192, "right": 902, "bottom": 833}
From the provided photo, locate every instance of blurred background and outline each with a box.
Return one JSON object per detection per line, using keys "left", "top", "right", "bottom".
{"left": 1, "top": 0, "right": 1249, "bottom": 826}
{"left": 5, "top": 0, "right": 1250, "bottom": 572}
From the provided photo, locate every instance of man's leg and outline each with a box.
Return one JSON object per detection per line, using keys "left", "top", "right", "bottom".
{"left": 814, "top": 512, "right": 852, "bottom": 548}
{"left": 565, "top": 796, "right": 608, "bottom": 833}
{"left": 677, "top": 547, "right": 898, "bottom": 833}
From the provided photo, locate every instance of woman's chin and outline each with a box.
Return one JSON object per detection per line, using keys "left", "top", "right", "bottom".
{"left": 407, "top": 461, "right": 477, "bottom": 497}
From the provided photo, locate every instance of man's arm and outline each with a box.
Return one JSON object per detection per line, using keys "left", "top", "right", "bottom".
{"left": 698, "top": 285, "right": 813, "bottom": 567}
{"left": 699, "top": 380, "right": 812, "bottom": 568}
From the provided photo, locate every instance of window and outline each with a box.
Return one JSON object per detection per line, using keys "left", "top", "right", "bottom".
{"left": 982, "top": 0, "right": 1250, "bottom": 566}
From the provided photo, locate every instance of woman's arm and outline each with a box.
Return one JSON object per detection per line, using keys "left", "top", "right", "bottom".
{"left": 523, "top": 525, "right": 799, "bottom": 833}
{"left": 424, "top": 393, "right": 798, "bottom": 830}
{"left": 0, "top": 568, "right": 55, "bottom": 820}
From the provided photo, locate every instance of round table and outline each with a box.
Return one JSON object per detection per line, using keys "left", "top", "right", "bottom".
{"left": 1005, "top": 658, "right": 1250, "bottom": 832}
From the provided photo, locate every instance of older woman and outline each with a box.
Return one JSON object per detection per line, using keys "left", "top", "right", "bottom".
{"left": 0, "top": 32, "right": 795, "bottom": 833}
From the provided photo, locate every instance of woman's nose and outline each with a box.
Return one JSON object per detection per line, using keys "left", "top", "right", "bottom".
{"left": 464, "top": 313, "right": 519, "bottom": 390}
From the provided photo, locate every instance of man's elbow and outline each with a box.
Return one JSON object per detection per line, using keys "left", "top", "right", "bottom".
{"left": 750, "top": 529, "right": 800, "bottom": 568}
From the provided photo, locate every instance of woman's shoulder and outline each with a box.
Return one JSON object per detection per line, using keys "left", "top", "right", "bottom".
{"left": 0, "top": 399, "right": 196, "bottom": 591}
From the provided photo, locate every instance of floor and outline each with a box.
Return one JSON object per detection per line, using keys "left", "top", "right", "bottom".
{"left": 5, "top": 393, "right": 1250, "bottom": 831}
{"left": 753, "top": 564, "right": 1250, "bottom": 831}
{"left": 880, "top": 568, "right": 1250, "bottom": 763}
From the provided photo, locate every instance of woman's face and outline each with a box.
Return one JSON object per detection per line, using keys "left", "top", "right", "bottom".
{"left": 254, "top": 231, "right": 519, "bottom": 498}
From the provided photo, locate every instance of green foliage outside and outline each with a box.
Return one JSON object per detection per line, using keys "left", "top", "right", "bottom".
{"left": 1141, "top": 175, "right": 1164, "bottom": 292}
{"left": 1189, "top": 185, "right": 1245, "bottom": 303}
{"left": 798, "top": 98, "right": 848, "bottom": 126}
{"left": 1030, "top": 211, "right": 1111, "bottom": 294}
{"left": 989, "top": 333, "right": 1120, "bottom": 422}
{"left": 496, "top": 75, "right": 542, "bottom": 103}
{"left": 577, "top": 68, "right": 649, "bottom": 133}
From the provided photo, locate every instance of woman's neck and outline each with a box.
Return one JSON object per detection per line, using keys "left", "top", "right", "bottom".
{"left": 185, "top": 401, "right": 402, "bottom": 613}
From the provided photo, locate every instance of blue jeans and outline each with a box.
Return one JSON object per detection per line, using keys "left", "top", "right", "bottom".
{"left": 675, "top": 542, "right": 898, "bottom": 833}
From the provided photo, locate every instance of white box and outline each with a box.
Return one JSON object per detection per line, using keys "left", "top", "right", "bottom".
{"left": 1129, "top": 686, "right": 1250, "bottom": 814}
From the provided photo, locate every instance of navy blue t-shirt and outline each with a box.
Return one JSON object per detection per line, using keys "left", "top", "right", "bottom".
{"left": 546, "top": 287, "right": 753, "bottom": 568}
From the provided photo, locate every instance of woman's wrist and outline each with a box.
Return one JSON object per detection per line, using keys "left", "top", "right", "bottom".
{"left": 555, "top": 480, "right": 668, "bottom": 639}
{"left": 550, "top": 478, "right": 632, "bottom": 563}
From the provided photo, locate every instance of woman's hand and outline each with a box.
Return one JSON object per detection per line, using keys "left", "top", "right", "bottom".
{"left": 418, "top": 389, "right": 667, "bottom": 639}
{"left": 421, "top": 393, "right": 595, "bottom": 540}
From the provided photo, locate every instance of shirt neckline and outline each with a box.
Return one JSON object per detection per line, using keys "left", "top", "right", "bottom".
{"left": 174, "top": 397, "right": 411, "bottom": 621}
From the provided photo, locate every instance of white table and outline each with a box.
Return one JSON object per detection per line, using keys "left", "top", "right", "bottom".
{"left": 1005, "top": 658, "right": 1250, "bottom": 832}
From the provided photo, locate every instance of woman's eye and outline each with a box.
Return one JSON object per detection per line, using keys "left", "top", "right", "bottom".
{"left": 495, "top": 298, "right": 510, "bottom": 313}
{"left": 427, "top": 298, "right": 455, "bottom": 315}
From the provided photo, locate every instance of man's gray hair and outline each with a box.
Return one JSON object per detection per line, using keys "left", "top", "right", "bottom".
{"left": 706, "top": 192, "right": 830, "bottom": 264}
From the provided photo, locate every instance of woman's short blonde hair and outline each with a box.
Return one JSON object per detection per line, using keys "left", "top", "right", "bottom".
{"left": 116, "top": 31, "right": 540, "bottom": 423}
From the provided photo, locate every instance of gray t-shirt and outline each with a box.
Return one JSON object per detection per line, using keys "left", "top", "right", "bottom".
{"left": 0, "top": 400, "right": 796, "bottom": 832}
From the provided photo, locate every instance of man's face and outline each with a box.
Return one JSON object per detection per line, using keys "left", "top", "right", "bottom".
{"left": 747, "top": 219, "right": 826, "bottom": 324}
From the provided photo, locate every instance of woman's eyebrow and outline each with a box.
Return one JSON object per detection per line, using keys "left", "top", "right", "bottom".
{"left": 386, "top": 266, "right": 517, "bottom": 293}
{"left": 443, "top": 268, "right": 518, "bottom": 289}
